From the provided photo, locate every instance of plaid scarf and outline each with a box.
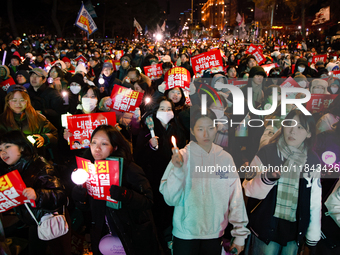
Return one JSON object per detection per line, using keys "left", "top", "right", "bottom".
{"left": 273, "top": 135, "right": 308, "bottom": 222}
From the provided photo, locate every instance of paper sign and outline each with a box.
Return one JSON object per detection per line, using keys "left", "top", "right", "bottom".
{"left": 191, "top": 50, "right": 223, "bottom": 77}
{"left": 112, "top": 60, "right": 121, "bottom": 72}
{"left": 331, "top": 70, "right": 340, "bottom": 79}
{"left": 253, "top": 50, "right": 266, "bottom": 65}
{"left": 67, "top": 112, "right": 116, "bottom": 150}
{"left": 164, "top": 67, "right": 191, "bottom": 91}
{"left": 245, "top": 44, "right": 258, "bottom": 54}
{"left": 0, "top": 170, "right": 34, "bottom": 212}
{"left": 312, "top": 54, "right": 327, "bottom": 64}
{"left": 0, "top": 77, "right": 16, "bottom": 92}
{"left": 108, "top": 85, "right": 143, "bottom": 113}
{"left": 262, "top": 63, "right": 279, "bottom": 75}
{"left": 228, "top": 79, "right": 248, "bottom": 89}
{"left": 144, "top": 64, "right": 163, "bottom": 80}
{"left": 76, "top": 157, "right": 122, "bottom": 207}
{"left": 306, "top": 94, "right": 338, "bottom": 114}
{"left": 280, "top": 77, "right": 301, "bottom": 88}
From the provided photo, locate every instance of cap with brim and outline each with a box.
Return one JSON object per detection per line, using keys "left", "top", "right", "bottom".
{"left": 7, "top": 85, "right": 27, "bottom": 94}
{"left": 102, "top": 62, "right": 113, "bottom": 70}
{"left": 29, "top": 68, "right": 47, "bottom": 78}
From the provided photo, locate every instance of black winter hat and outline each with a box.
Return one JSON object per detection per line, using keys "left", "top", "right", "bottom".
{"left": 16, "top": 70, "right": 30, "bottom": 82}
{"left": 249, "top": 66, "right": 267, "bottom": 78}
{"left": 69, "top": 73, "right": 86, "bottom": 87}
{"left": 295, "top": 58, "right": 308, "bottom": 68}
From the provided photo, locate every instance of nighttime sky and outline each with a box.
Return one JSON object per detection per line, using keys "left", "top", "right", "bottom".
{"left": 157, "top": 0, "right": 207, "bottom": 21}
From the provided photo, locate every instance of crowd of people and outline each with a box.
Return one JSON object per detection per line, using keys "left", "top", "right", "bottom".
{"left": 0, "top": 34, "right": 339, "bottom": 255}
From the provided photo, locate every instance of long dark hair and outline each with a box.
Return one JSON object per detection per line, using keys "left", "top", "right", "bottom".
{"left": 164, "top": 87, "right": 186, "bottom": 108}
{"left": 0, "top": 130, "right": 35, "bottom": 158}
{"left": 271, "top": 109, "right": 316, "bottom": 150}
{"left": 83, "top": 125, "right": 133, "bottom": 166}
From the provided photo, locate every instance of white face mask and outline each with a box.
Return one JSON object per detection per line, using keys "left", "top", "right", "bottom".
{"left": 156, "top": 111, "right": 174, "bottom": 125}
{"left": 298, "top": 81, "right": 307, "bottom": 88}
{"left": 297, "top": 66, "right": 305, "bottom": 73}
{"left": 11, "top": 48, "right": 16, "bottom": 52}
{"left": 70, "top": 85, "right": 81, "bottom": 94}
{"left": 331, "top": 87, "right": 339, "bottom": 94}
{"left": 82, "top": 98, "right": 98, "bottom": 112}
{"left": 210, "top": 108, "right": 224, "bottom": 119}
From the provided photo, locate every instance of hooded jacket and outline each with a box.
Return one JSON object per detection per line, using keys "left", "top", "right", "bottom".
{"left": 160, "top": 141, "right": 250, "bottom": 246}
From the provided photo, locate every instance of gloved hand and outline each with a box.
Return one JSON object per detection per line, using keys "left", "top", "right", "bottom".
{"left": 72, "top": 185, "right": 88, "bottom": 203}
{"left": 110, "top": 185, "right": 132, "bottom": 202}
{"left": 158, "top": 81, "right": 166, "bottom": 93}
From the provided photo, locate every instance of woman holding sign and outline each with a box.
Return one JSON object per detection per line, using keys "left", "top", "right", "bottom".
{"left": 72, "top": 125, "right": 160, "bottom": 255}
{"left": 0, "top": 130, "right": 71, "bottom": 255}
{"left": 242, "top": 110, "right": 321, "bottom": 255}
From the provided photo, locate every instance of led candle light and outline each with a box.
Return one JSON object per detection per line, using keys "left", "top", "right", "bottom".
{"left": 171, "top": 136, "right": 177, "bottom": 149}
{"left": 71, "top": 168, "right": 89, "bottom": 185}
{"left": 27, "top": 135, "right": 36, "bottom": 144}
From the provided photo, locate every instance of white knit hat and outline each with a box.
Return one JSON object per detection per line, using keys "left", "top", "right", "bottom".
{"left": 75, "top": 63, "right": 87, "bottom": 74}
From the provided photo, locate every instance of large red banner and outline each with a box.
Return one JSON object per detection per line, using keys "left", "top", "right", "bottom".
{"left": 191, "top": 50, "right": 223, "bottom": 77}
{"left": 312, "top": 54, "right": 327, "bottom": 64}
{"left": 67, "top": 112, "right": 116, "bottom": 150}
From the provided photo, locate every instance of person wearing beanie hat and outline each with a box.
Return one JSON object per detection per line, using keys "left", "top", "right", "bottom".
{"left": 66, "top": 73, "right": 87, "bottom": 114}
{"left": 310, "top": 79, "right": 329, "bottom": 94}
{"left": 294, "top": 72, "right": 308, "bottom": 88}
{"left": 8, "top": 51, "right": 23, "bottom": 78}
{"left": 75, "top": 63, "right": 87, "bottom": 77}
{"left": 0, "top": 65, "right": 10, "bottom": 81}
{"left": 243, "top": 66, "right": 267, "bottom": 107}
{"left": 15, "top": 70, "right": 30, "bottom": 88}
{"left": 62, "top": 56, "right": 75, "bottom": 71}
{"left": 162, "top": 55, "right": 171, "bottom": 63}
{"left": 118, "top": 55, "right": 132, "bottom": 80}
{"left": 96, "top": 61, "right": 122, "bottom": 97}
{"left": 328, "top": 78, "right": 340, "bottom": 95}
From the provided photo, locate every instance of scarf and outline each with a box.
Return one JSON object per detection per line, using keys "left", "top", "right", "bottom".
{"left": 251, "top": 82, "right": 263, "bottom": 104}
{"left": 273, "top": 135, "right": 308, "bottom": 222}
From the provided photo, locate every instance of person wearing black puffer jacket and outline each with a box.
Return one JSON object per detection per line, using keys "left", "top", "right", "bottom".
{"left": 291, "top": 58, "right": 317, "bottom": 78}
{"left": 72, "top": 125, "right": 161, "bottom": 255}
{"left": 0, "top": 130, "right": 71, "bottom": 255}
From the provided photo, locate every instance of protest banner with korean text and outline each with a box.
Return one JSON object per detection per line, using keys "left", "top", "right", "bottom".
{"left": 144, "top": 64, "right": 163, "bottom": 80}
{"left": 306, "top": 94, "right": 338, "bottom": 114}
{"left": 262, "top": 63, "right": 279, "bottom": 75}
{"left": 108, "top": 85, "right": 144, "bottom": 113}
{"left": 312, "top": 54, "right": 327, "bottom": 64}
{"left": 0, "top": 170, "right": 34, "bottom": 213}
{"left": 164, "top": 67, "right": 191, "bottom": 91}
{"left": 191, "top": 50, "right": 223, "bottom": 77}
{"left": 76, "top": 157, "right": 123, "bottom": 209}
{"left": 67, "top": 112, "right": 116, "bottom": 150}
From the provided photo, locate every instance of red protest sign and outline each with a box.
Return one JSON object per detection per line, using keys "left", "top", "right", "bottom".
{"left": 164, "top": 67, "right": 191, "bottom": 91}
{"left": 245, "top": 44, "right": 258, "bottom": 54}
{"left": 0, "top": 170, "right": 33, "bottom": 212}
{"left": 331, "top": 70, "right": 340, "bottom": 79}
{"left": 306, "top": 94, "right": 338, "bottom": 114}
{"left": 231, "top": 79, "right": 248, "bottom": 89}
{"left": 312, "top": 54, "right": 327, "bottom": 64}
{"left": 76, "top": 157, "right": 122, "bottom": 205}
{"left": 253, "top": 50, "right": 265, "bottom": 65}
{"left": 261, "top": 63, "right": 279, "bottom": 75}
{"left": 280, "top": 77, "right": 301, "bottom": 88}
{"left": 291, "top": 64, "right": 295, "bottom": 74}
{"left": 108, "top": 85, "right": 143, "bottom": 113}
{"left": 0, "top": 77, "right": 16, "bottom": 92}
{"left": 115, "top": 50, "right": 124, "bottom": 60}
{"left": 67, "top": 112, "right": 116, "bottom": 150}
{"left": 112, "top": 60, "right": 121, "bottom": 72}
{"left": 274, "top": 46, "right": 280, "bottom": 51}
{"left": 191, "top": 50, "right": 223, "bottom": 76}
{"left": 144, "top": 64, "right": 163, "bottom": 80}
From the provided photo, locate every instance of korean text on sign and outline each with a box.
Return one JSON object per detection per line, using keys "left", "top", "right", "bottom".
{"left": 144, "top": 64, "right": 163, "bottom": 80}
{"left": 191, "top": 50, "right": 223, "bottom": 77}
{"left": 164, "top": 67, "right": 191, "bottom": 91}
{"left": 67, "top": 112, "right": 116, "bottom": 150}
{"left": 306, "top": 94, "right": 338, "bottom": 114}
{"left": 109, "top": 85, "right": 144, "bottom": 113}
{"left": 0, "top": 170, "right": 29, "bottom": 213}
{"left": 76, "top": 157, "right": 121, "bottom": 203}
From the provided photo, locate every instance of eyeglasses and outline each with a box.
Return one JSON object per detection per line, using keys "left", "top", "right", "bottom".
{"left": 9, "top": 99, "right": 27, "bottom": 104}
